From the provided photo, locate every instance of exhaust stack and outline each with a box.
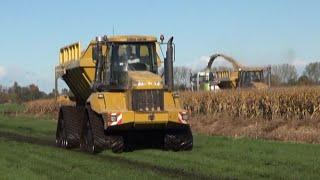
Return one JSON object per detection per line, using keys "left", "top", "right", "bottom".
{"left": 164, "top": 37, "right": 174, "bottom": 91}
{"left": 93, "top": 36, "right": 104, "bottom": 91}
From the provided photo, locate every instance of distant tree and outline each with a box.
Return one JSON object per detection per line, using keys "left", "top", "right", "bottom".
{"left": 287, "top": 78, "right": 297, "bottom": 86}
{"left": 9, "top": 81, "right": 19, "bottom": 94}
{"left": 61, "top": 88, "right": 69, "bottom": 95}
{"left": 271, "top": 64, "right": 298, "bottom": 85}
{"left": 173, "top": 66, "right": 192, "bottom": 90}
{"left": 303, "top": 62, "right": 320, "bottom": 84}
{"left": 270, "top": 74, "right": 281, "bottom": 86}
{"left": 0, "top": 86, "right": 10, "bottom": 103}
{"left": 29, "top": 84, "right": 40, "bottom": 100}
{"left": 2, "top": 82, "right": 48, "bottom": 102}
{"left": 47, "top": 89, "right": 57, "bottom": 98}
{"left": 8, "top": 82, "right": 20, "bottom": 102}
{"left": 297, "top": 75, "right": 313, "bottom": 86}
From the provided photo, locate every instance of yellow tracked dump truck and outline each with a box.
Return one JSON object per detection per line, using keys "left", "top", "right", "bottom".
{"left": 55, "top": 35, "right": 193, "bottom": 153}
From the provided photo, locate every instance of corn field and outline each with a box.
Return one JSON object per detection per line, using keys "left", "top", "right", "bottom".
{"left": 24, "top": 87, "right": 320, "bottom": 120}
{"left": 24, "top": 98, "right": 73, "bottom": 116}
{"left": 180, "top": 86, "right": 320, "bottom": 121}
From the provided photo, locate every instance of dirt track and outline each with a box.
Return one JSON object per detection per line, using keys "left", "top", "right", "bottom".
{"left": 0, "top": 131, "right": 54, "bottom": 146}
{"left": 0, "top": 131, "right": 228, "bottom": 180}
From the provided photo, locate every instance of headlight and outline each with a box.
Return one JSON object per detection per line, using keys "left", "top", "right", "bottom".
{"left": 181, "top": 113, "right": 188, "bottom": 120}
{"left": 138, "top": 81, "right": 145, "bottom": 86}
{"left": 132, "top": 81, "right": 145, "bottom": 87}
{"left": 154, "top": 81, "right": 162, "bottom": 86}
{"left": 107, "top": 113, "right": 123, "bottom": 127}
{"left": 178, "top": 112, "right": 188, "bottom": 124}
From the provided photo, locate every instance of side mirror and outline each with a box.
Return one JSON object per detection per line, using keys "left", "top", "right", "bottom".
{"left": 160, "top": 34, "right": 164, "bottom": 43}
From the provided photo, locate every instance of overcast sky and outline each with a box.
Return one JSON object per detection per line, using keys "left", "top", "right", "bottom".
{"left": 0, "top": 0, "right": 320, "bottom": 92}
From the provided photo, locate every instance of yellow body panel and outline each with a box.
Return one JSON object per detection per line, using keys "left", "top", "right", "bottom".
{"left": 121, "top": 111, "right": 135, "bottom": 122}
{"left": 88, "top": 90, "right": 184, "bottom": 129}
{"left": 128, "top": 71, "right": 163, "bottom": 90}
{"left": 163, "top": 92, "right": 176, "bottom": 109}
{"left": 103, "top": 92, "right": 128, "bottom": 111}
{"left": 134, "top": 112, "right": 168, "bottom": 124}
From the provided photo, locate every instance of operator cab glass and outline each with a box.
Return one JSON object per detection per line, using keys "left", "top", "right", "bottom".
{"left": 110, "top": 43, "right": 157, "bottom": 73}
{"left": 107, "top": 42, "right": 157, "bottom": 89}
{"left": 198, "top": 72, "right": 214, "bottom": 83}
{"left": 241, "top": 71, "right": 264, "bottom": 87}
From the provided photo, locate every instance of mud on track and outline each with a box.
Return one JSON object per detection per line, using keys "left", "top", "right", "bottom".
{"left": 0, "top": 131, "right": 234, "bottom": 180}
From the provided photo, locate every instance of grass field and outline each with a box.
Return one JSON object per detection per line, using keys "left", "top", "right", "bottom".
{"left": 0, "top": 103, "right": 24, "bottom": 114}
{"left": 1, "top": 110, "right": 320, "bottom": 180}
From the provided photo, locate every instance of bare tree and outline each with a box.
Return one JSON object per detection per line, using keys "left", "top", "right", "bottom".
{"left": 173, "top": 66, "right": 192, "bottom": 90}
{"left": 303, "top": 62, "right": 320, "bottom": 84}
{"left": 271, "top": 64, "right": 298, "bottom": 84}
{"left": 297, "top": 75, "right": 313, "bottom": 85}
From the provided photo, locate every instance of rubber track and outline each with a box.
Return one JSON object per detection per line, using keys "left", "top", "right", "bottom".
{"left": 164, "top": 126, "right": 193, "bottom": 151}
{"left": 87, "top": 107, "right": 107, "bottom": 152}
{"left": 61, "top": 106, "right": 84, "bottom": 148}
{"left": 110, "top": 136, "right": 125, "bottom": 153}
{"left": 180, "top": 127, "right": 193, "bottom": 151}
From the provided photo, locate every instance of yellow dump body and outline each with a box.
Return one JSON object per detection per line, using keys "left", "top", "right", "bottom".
{"left": 55, "top": 42, "right": 96, "bottom": 103}
{"left": 215, "top": 70, "right": 239, "bottom": 88}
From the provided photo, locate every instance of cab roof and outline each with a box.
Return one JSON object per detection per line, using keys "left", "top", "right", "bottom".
{"left": 106, "top": 35, "right": 157, "bottom": 43}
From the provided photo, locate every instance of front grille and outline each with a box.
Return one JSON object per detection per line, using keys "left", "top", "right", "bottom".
{"left": 132, "top": 90, "right": 164, "bottom": 112}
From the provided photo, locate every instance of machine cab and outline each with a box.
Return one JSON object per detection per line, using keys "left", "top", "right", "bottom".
{"left": 93, "top": 36, "right": 160, "bottom": 91}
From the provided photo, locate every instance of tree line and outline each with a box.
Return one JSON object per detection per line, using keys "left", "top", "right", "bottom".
{"left": 0, "top": 82, "right": 55, "bottom": 104}
{"left": 271, "top": 62, "right": 320, "bottom": 86}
